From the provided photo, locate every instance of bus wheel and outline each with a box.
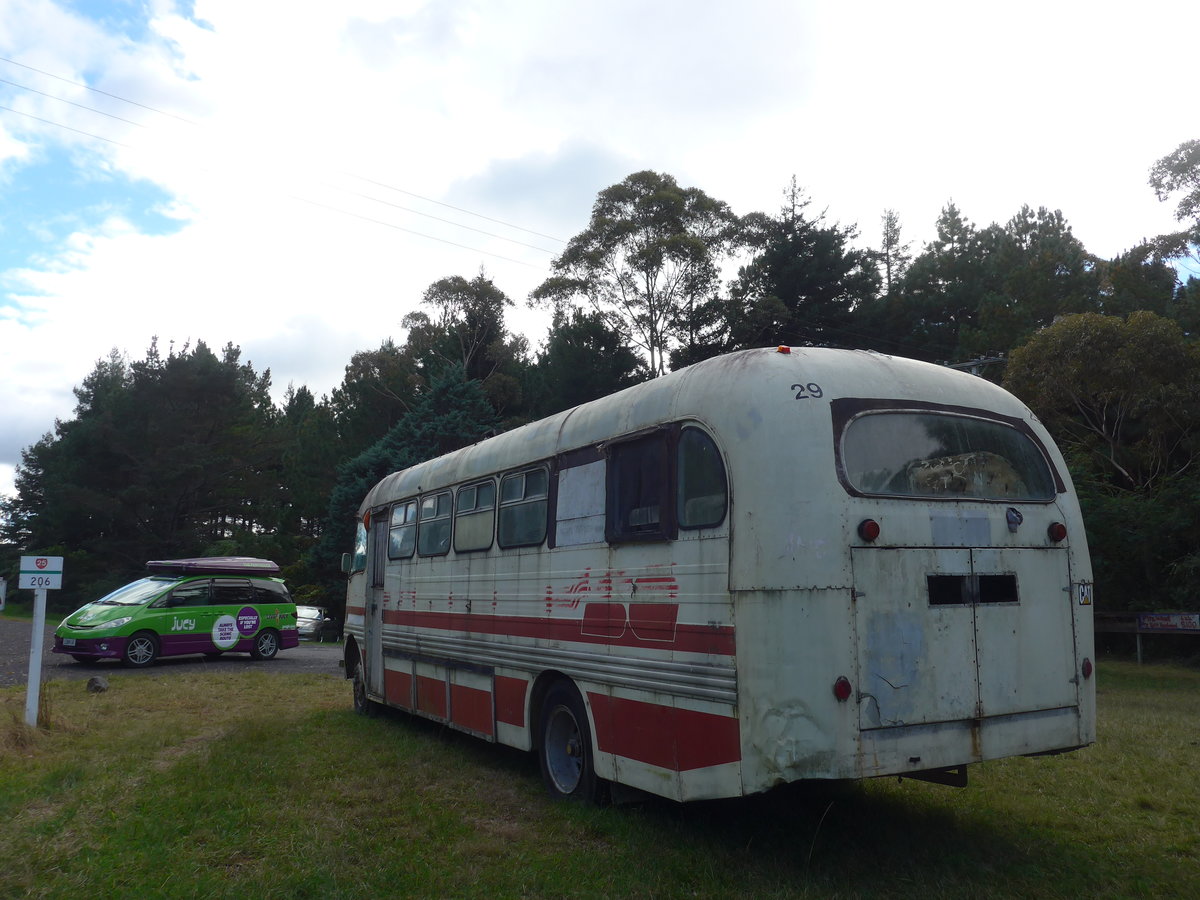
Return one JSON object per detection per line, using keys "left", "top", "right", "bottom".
{"left": 352, "top": 659, "right": 376, "bottom": 716}
{"left": 538, "top": 682, "right": 604, "bottom": 803}
{"left": 122, "top": 632, "right": 158, "bottom": 668}
{"left": 250, "top": 629, "right": 279, "bottom": 660}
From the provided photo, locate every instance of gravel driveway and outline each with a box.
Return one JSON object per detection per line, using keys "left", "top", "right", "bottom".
{"left": 0, "top": 616, "right": 347, "bottom": 687}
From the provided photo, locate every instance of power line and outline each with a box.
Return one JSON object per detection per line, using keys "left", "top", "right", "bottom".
{"left": 0, "top": 103, "right": 548, "bottom": 268}
{"left": 0, "top": 103, "right": 132, "bottom": 148}
{"left": 0, "top": 55, "right": 567, "bottom": 248}
{"left": 347, "top": 174, "right": 565, "bottom": 244}
{"left": 0, "top": 76, "right": 146, "bottom": 128}
{"left": 0, "top": 54, "right": 198, "bottom": 124}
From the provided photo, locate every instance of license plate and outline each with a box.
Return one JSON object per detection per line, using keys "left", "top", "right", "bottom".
{"left": 63, "top": 637, "right": 77, "bottom": 647}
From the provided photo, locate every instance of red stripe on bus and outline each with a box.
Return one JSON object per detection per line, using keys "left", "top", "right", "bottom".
{"left": 495, "top": 676, "right": 528, "bottom": 727}
{"left": 347, "top": 605, "right": 366, "bottom": 616}
{"left": 384, "top": 669, "right": 413, "bottom": 709}
{"left": 588, "top": 693, "right": 742, "bottom": 772}
{"left": 450, "top": 684, "right": 494, "bottom": 736}
{"left": 416, "top": 675, "right": 447, "bottom": 718}
{"left": 380, "top": 609, "right": 735, "bottom": 656}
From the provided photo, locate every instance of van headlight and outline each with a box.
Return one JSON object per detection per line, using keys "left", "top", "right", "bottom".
{"left": 102, "top": 617, "right": 134, "bottom": 630}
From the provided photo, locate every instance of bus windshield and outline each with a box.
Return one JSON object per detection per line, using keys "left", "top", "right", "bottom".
{"left": 841, "top": 411, "right": 1056, "bottom": 501}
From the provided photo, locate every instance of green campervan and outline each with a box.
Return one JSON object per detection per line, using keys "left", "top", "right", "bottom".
{"left": 54, "top": 557, "right": 299, "bottom": 668}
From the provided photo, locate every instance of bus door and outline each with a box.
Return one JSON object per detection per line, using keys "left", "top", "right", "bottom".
{"left": 366, "top": 510, "right": 389, "bottom": 697}
{"left": 852, "top": 545, "right": 1077, "bottom": 731}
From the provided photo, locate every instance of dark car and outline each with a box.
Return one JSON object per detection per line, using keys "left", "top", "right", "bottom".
{"left": 296, "top": 605, "right": 340, "bottom": 642}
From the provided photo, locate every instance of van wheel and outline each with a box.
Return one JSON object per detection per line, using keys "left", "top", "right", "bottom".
{"left": 250, "top": 629, "right": 279, "bottom": 661}
{"left": 122, "top": 632, "right": 159, "bottom": 668}
{"left": 538, "top": 682, "right": 605, "bottom": 804}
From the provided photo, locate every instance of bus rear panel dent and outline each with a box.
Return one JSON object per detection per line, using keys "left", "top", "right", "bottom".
{"left": 342, "top": 347, "right": 1095, "bottom": 803}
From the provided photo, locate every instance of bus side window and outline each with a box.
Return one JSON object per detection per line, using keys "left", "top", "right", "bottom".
{"left": 678, "top": 428, "right": 727, "bottom": 529}
{"left": 417, "top": 492, "right": 453, "bottom": 556}
{"left": 498, "top": 467, "right": 548, "bottom": 548}
{"left": 455, "top": 480, "right": 496, "bottom": 552}
{"left": 608, "top": 433, "right": 673, "bottom": 542}
{"left": 389, "top": 500, "right": 418, "bottom": 559}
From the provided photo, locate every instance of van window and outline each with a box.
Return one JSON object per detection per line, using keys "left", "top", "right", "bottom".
{"left": 418, "top": 491, "right": 453, "bottom": 556}
{"left": 455, "top": 480, "right": 496, "bottom": 552}
{"left": 169, "top": 580, "right": 211, "bottom": 607}
{"left": 498, "top": 467, "right": 548, "bottom": 548}
{"left": 677, "top": 428, "right": 727, "bottom": 529}
{"left": 212, "top": 579, "right": 255, "bottom": 606}
{"left": 254, "top": 581, "right": 291, "bottom": 603}
{"left": 841, "top": 411, "right": 1057, "bottom": 501}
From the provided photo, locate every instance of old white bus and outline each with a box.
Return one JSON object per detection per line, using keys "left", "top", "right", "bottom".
{"left": 341, "top": 346, "right": 1095, "bottom": 802}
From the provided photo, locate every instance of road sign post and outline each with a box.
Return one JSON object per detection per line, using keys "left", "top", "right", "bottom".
{"left": 20, "top": 556, "right": 64, "bottom": 728}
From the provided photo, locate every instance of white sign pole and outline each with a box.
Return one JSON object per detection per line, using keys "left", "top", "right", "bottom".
{"left": 25, "top": 587, "right": 48, "bottom": 727}
{"left": 19, "top": 556, "right": 64, "bottom": 728}
{"left": 0, "top": 575, "right": 7, "bottom": 611}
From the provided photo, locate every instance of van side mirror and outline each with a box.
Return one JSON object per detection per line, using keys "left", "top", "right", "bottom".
{"left": 340, "top": 553, "right": 351, "bottom": 574}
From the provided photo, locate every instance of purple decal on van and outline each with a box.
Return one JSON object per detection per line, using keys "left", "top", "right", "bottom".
{"left": 236, "top": 606, "right": 260, "bottom": 635}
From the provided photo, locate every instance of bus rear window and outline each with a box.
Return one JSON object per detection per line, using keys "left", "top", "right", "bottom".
{"left": 841, "top": 412, "right": 1056, "bottom": 501}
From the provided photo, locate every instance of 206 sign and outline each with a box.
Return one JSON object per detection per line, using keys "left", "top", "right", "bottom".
{"left": 19, "top": 556, "right": 64, "bottom": 591}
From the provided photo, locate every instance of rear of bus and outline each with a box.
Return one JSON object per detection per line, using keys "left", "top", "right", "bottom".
{"left": 720, "top": 349, "right": 1095, "bottom": 793}
{"left": 835, "top": 395, "right": 1095, "bottom": 783}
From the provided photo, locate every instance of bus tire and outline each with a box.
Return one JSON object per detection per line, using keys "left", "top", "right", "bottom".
{"left": 352, "top": 658, "right": 376, "bottom": 716}
{"left": 250, "top": 629, "right": 279, "bottom": 661}
{"left": 538, "top": 682, "right": 605, "bottom": 804}
{"left": 122, "top": 631, "right": 159, "bottom": 668}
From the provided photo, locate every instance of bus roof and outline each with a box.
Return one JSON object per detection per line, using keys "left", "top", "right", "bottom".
{"left": 361, "top": 346, "right": 1037, "bottom": 513}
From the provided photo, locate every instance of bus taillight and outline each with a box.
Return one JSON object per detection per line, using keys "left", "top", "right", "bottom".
{"left": 833, "top": 676, "right": 853, "bottom": 702}
{"left": 1047, "top": 522, "right": 1067, "bottom": 543}
{"left": 857, "top": 519, "right": 880, "bottom": 542}
{"left": 1082, "top": 658, "right": 1093, "bottom": 679}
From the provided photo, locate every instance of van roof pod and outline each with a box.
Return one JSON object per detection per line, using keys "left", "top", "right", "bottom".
{"left": 145, "top": 557, "right": 282, "bottom": 576}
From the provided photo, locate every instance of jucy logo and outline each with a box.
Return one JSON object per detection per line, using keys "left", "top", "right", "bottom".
{"left": 171, "top": 617, "right": 196, "bottom": 631}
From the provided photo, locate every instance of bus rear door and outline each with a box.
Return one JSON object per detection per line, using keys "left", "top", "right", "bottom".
{"left": 852, "top": 543, "right": 1077, "bottom": 732}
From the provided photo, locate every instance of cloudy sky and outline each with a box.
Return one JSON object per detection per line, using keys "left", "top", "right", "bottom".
{"left": 1, "top": 0, "right": 1195, "bottom": 501}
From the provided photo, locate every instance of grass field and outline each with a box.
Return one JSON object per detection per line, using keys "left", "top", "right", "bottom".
{"left": 2, "top": 660, "right": 1197, "bottom": 899}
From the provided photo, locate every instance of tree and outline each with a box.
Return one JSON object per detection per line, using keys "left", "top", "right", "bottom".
{"left": 531, "top": 171, "right": 740, "bottom": 376}
{"left": 961, "top": 206, "right": 1098, "bottom": 356}
{"left": 328, "top": 339, "right": 419, "bottom": 453}
{"left": 879, "top": 208, "right": 912, "bottom": 295}
{"left": 309, "top": 366, "right": 499, "bottom": 602}
{"left": 882, "top": 201, "right": 990, "bottom": 361}
{"left": 1005, "top": 311, "right": 1200, "bottom": 610}
{"left": 1094, "top": 244, "right": 1177, "bottom": 319}
{"left": 4, "top": 340, "right": 285, "bottom": 609}
{"left": 722, "top": 179, "right": 879, "bottom": 352}
{"left": 1149, "top": 138, "right": 1200, "bottom": 260}
{"left": 409, "top": 270, "right": 528, "bottom": 418}
{"left": 526, "top": 307, "right": 647, "bottom": 418}
{"left": 1005, "top": 311, "right": 1200, "bottom": 492}
{"left": 279, "top": 385, "right": 341, "bottom": 539}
